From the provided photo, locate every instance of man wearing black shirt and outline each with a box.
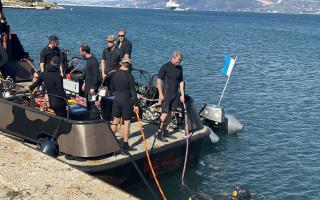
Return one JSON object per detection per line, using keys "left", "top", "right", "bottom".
{"left": 101, "top": 34, "right": 120, "bottom": 80}
{"left": 110, "top": 57, "right": 139, "bottom": 152}
{"left": 156, "top": 52, "right": 185, "bottom": 142}
{"left": 79, "top": 45, "right": 99, "bottom": 110}
{"left": 116, "top": 29, "right": 132, "bottom": 59}
{"left": 40, "top": 35, "right": 63, "bottom": 76}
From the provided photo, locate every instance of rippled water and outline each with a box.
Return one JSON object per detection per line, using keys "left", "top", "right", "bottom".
{"left": 6, "top": 7, "right": 320, "bottom": 199}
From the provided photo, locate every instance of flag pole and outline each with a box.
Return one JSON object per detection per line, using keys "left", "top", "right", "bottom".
{"left": 218, "top": 56, "right": 237, "bottom": 107}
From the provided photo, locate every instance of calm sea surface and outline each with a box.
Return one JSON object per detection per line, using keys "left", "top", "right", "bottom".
{"left": 6, "top": 6, "right": 320, "bottom": 199}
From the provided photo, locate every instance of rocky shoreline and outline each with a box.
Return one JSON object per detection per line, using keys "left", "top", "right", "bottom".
{"left": 2, "top": 0, "right": 63, "bottom": 10}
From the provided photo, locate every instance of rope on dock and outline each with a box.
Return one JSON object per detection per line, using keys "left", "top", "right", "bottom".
{"left": 134, "top": 111, "right": 167, "bottom": 200}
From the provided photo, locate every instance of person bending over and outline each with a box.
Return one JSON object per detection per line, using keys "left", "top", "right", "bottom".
{"left": 110, "top": 57, "right": 139, "bottom": 152}
{"left": 43, "top": 56, "right": 67, "bottom": 117}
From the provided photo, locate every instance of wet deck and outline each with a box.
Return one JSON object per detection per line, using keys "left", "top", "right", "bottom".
{"left": 58, "top": 121, "right": 210, "bottom": 171}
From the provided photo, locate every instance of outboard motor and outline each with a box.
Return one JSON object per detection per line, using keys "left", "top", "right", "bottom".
{"left": 200, "top": 104, "right": 243, "bottom": 134}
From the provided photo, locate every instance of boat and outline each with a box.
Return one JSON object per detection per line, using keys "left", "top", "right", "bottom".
{"left": 165, "top": 0, "right": 180, "bottom": 10}
{"left": 0, "top": 0, "right": 216, "bottom": 189}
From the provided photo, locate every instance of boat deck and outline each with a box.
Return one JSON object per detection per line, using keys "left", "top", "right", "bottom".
{"left": 57, "top": 121, "right": 210, "bottom": 172}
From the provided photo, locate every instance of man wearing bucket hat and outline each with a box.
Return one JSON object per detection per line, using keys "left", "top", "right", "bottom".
{"left": 110, "top": 57, "right": 139, "bottom": 152}
{"left": 101, "top": 34, "right": 121, "bottom": 80}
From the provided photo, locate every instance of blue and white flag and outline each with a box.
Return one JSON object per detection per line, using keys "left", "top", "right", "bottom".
{"left": 220, "top": 55, "right": 236, "bottom": 77}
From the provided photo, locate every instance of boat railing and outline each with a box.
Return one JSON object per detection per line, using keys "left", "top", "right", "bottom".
{"left": 131, "top": 67, "right": 153, "bottom": 86}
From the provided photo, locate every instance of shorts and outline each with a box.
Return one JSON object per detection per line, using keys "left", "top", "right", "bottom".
{"left": 161, "top": 95, "right": 179, "bottom": 113}
{"left": 112, "top": 100, "right": 133, "bottom": 121}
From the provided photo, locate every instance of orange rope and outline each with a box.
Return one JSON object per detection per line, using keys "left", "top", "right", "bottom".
{"left": 134, "top": 111, "right": 167, "bottom": 200}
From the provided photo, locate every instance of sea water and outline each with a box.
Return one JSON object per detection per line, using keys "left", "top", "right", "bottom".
{"left": 5, "top": 7, "right": 320, "bottom": 199}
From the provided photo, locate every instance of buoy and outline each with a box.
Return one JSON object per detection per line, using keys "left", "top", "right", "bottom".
{"left": 40, "top": 138, "right": 57, "bottom": 156}
{"left": 40, "top": 120, "right": 62, "bottom": 156}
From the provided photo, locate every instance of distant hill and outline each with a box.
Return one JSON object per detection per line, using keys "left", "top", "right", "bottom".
{"left": 51, "top": 0, "right": 320, "bottom": 14}
{"left": 3, "top": 0, "right": 58, "bottom": 8}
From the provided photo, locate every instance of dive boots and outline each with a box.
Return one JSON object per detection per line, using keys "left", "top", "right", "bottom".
{"left": 123, "top": 142, "right": 137, "bottom": 152}
{"left": 156, "top": 129, "right": 168, "bottom": 142}
{"left": 163, "top": 129, "right": 177, "bottom": 139}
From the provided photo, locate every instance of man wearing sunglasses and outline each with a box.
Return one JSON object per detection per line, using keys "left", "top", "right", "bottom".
{"left": 101, "top": 34, "right": 121, "bottom": 80}
{"left": 116, "top": 29, "right": 132, "bottom": 60}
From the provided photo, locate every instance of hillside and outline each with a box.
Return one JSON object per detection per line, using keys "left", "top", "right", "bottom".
{"left": 53, "top": 0, "right": 320, "bottom": 13}
{"left": 2, "top": 0, "right": 58, "bottom": 9}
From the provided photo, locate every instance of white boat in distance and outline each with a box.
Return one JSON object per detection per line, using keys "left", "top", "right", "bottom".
{"left": 165, "top": 0, "right": 180, "bottom": 10}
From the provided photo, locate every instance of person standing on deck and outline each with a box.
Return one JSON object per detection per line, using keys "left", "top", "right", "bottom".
{"left": 79, "top": 45, "right": 100, "bottom": 112}
{"left": 116, "top": 29, "right": 132, "bottom": 60}
{"left": 101, "top": 35, "right": 121, "bottom": 88}
{"left": 110, "top": 57, "right": 139, "bottom": 152}
{"left": 156, "top": 52, "right": 185, "bottom": 142}
{"left": 43, "top": 56, "right": 67, "bottom": 117}
{"left": 40, "top": 35, "right": 63, "bottom": 77}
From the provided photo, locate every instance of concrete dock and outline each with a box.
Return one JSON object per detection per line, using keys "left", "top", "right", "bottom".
{"left": 0, "top": 133, "right": 138, "bottom": 200}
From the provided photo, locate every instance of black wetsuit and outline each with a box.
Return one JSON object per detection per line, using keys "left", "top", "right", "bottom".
{"left": 101, "top": 46, "right": 121, "bottom": 73}
{"left": 158, "top": 61, "right": 183, "bottom": 113}
{"left": 43, "top": 64, "right": 67, "bottom": 117}
{"left": 40, "top": 46, "right": 61, "bottom": 70}
{"left": 83, "top": 55, "right": 99, "bottom": 109}
{"left": 110, "top": 69, "right": 138, "bottom": 120}
{"left": 116, "top": 39, "right": 132, "bottom": 59}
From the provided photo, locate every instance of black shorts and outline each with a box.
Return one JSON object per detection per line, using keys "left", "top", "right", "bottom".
{"left": 112, "top": 100, "right": 133, "bottom": 121}
{"left": 161, "top": 95, "right": 179, "bottom": 113}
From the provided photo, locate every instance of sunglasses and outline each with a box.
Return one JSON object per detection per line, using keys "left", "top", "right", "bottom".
{"left": 118, "top": 35, "right": 125, "bottom": 37}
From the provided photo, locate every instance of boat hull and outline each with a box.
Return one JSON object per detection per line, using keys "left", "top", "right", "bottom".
{"left": 0, "top": 97, "right": 120, "bottom": 157}
{"left": 86, "top": 136, "right": 205, "bottom": 187}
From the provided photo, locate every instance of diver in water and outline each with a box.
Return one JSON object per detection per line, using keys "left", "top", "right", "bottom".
{"left": 110, "top": 57, "right": 139, "bottom": 152}
{"left": 156, "top": 51, "right": 185, "bottom": 142}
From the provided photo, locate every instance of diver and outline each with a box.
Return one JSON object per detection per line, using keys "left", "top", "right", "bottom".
{"left": 101, "top": 34, "right": 120, "bottom": 90}
{"left": 110, "top": 57, "right": 139, "bottom": 152}
{"left": 27, "top": 35, "right": 62, "bottom": 91}
{"left": 40, "top": 35, "right": 63, "bottom": 76}
{"left": 116, "top": 29, "right": 132, "bottom": 60}
{"left": 79, "top": 44, "right": 100, "bottom": 119}
{"left": 101, "top": 34, "right": 121, "bottom": 79}
{"left": 156, "top": 51, "right": 185, "bottom": 142}
{"left": 42, "top": 56, "right": 67, "bottom": 117}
